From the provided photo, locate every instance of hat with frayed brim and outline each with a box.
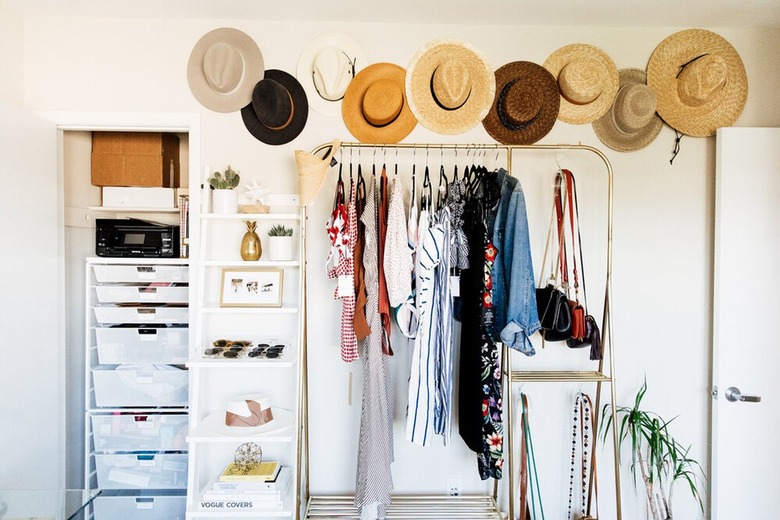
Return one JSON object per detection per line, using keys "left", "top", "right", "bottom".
{"left": 543, "top": 44, "right": 619, "bottom": 125}
{"left": 406, "top": 40, "right": 496, "bottom": 135}
{"left": 342, "top": 63, "right": 417, "bottom": 143}
{"left": 241, "top": 69, "right": 309, "bottom": 146}
{"left": 296, "top": 139, "right": 341, "bottom": 206}
{"left": 592, "top": 68, "right": 663, "bottom": 152}
{"left": 647, "top": 29, "right": 747, "bottom": 137}
{"left": 187, "top": 27, "right": 264, "bottom": 113}
{"left": 482, "top": 61, "right": 560, "bottom": 145}
{"left": 296, "top": 33, "right": 367, "bottom": 116}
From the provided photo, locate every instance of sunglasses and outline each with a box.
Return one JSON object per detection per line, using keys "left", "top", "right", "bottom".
{"left": 247, "top": 343, "right": 286, "bottom": 359}
{"left": 203, "top": 340, "right": 286, "bottom": 359}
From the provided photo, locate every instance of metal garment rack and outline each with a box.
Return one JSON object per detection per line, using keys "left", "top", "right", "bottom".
{"left": 302, "top": 141, "right": 621, "bottom": 520}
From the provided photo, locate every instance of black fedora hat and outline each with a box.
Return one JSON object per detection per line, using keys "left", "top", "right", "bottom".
{"left": 241, "top": 69, "right": 309, "bottom": 145}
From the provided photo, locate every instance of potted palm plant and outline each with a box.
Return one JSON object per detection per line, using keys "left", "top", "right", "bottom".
{"left": 601, "top": 381, "right": 705, "bottom": 519}
{"left": 267, "top": 224, "right": 294, "bottom": 261}
{"left": 209, "top": 165, "right": 240, "bottom": 214}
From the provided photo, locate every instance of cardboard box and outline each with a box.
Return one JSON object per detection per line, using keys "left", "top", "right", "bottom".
{"left": 101, "top": 187, "right": 175, "bottom": 208}
{"left": 91, "top": 132, "right": 181, "bottom": 187}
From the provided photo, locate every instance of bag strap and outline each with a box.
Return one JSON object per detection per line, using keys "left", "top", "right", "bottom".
{"left": 584, "top": 393, "right": 599, "bottom": 518}
{"left": 562, "top": 169, "right": 589, "bottom": 311}
{"left": 521, "top": 393, "right": 545, "bottom": 520}
{"left": 567, "top": 392, "right": 599, "bottom": 520}
{"left": 518, "top": 398, "right": 530, "bottom": 520}
{"left": 538, "top": 171, "right": 567, "bottom": 288}
{"left": 554, "top": 171, "right": 570, "bottom": 290}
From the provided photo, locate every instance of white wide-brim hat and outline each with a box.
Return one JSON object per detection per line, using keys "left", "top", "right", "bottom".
{"left": 296, "top": 33, "right": 367, "bottom": 117}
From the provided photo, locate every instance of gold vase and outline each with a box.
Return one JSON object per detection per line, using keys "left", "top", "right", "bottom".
{"left": 240, "top": 220, "right": 262, "bottom": 261}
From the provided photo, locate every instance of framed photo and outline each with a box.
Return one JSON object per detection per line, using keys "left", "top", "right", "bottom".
{"left": 219, "top": 268, "right": 283, "bottom": 307}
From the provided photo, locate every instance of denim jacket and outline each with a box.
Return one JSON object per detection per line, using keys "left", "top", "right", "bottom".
{"left": 489, "top": 168, "right": 540, "bottom": 355}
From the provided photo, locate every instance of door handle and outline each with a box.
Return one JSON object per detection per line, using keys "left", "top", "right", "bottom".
{"left": 724, "top": 386, "right": 762, "bottom": 403}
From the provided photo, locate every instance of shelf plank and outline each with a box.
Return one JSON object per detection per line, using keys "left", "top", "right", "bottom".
{"left": 187, "top": 354, "right": 297, "bottom": 369}
{"left": 201, "top": 213, "right": 301, "bottom": 221}
{"left": 202, "top": 260, "right": 300, "bottom": 268}
{"left": 510, "top": 370, "right": 611, "bottom": 383}
{"left": 306, "top": 495, "right": 502, "bottom": 519}
{"left": 88, "top": 206, "right": 180, "bottom": 213}
{"left": 198, "top": 306, "right": 299, "bottom": 314}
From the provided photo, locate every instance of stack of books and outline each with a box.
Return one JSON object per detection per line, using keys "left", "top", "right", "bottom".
{"left": 198, "top": 462, "right": 291, "bottom": 512}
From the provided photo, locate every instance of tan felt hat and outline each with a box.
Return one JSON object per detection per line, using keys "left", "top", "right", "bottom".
{"left": 543, "top": 43, "right": 619, "bottom": 125}
{"left": 647, "top": 29, "right": 747, "bottom": 137}
{"left": 296, "top": 139, "right": 341, "bottom": 206}
{"left": 296, "top": 33, "right": 367, "bottom": 116}
{"left": 342, "top": 63, "right": 417, "bottom": 144}
{"left": 482, "top": 61, "right": 560, "bottom": 145}
{"left": 592, "top": 68, "right": 663, "bottom": 152}
{"left": 406, "top": 39, "right": 496, "bottom": 135}
{"left": 187, "top": 27, "right": 264, "bottom": 113}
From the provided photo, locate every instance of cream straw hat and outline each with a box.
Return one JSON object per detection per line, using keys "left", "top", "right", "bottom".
{"left": 295, "top": 139, "right": 341, "bottom": 206}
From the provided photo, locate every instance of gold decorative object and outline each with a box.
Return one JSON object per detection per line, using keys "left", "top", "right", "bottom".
{"left": 240, "top": 220, "right": 262, "bottom": 261}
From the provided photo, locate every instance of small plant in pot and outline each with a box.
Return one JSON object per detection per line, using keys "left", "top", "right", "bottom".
{"left": 209, "top": 165, "right": 240, "bottom": 214}
{"left": 267, "top": 224, "right": 294, "bottom": 261}
{"left": 601, "top": 380, "right": 706, "bottom": 520}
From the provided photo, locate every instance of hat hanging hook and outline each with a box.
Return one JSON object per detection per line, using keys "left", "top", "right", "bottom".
{"left": 556, "top": 150, "right": 565, "bottom": 171}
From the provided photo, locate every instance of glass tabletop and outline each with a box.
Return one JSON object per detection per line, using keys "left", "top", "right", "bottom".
{"left": 0, "top": 489, "right": 100, "bottom": 520}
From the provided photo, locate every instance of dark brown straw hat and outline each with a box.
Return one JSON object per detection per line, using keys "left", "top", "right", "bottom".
{"left": 482, "top": 61, "right": 560, "bottom": 145}
{"left": 240, "top": 69, "right": 309, "bottom": 146}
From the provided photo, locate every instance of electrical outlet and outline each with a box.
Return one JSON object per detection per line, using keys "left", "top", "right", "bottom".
{"left": 447, "top": 478, "right": 461, "bottom": 496}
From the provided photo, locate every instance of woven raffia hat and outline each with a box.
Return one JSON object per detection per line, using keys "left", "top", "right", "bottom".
{"left": 296, "top": 33, "right": 367, "bottom": 116}
{"left": 543, "top": 44, "right": 619, "bottom": 124}
{"left": 295, "top": 139, "right": 341, "bottom": 206}
{"left": 647, "top": 29, "right": 747, "bottom": 137}
{"left": 482, "top": 61, "right": 560, "bottom": 145}
{"left": 240, "top": 69, "right": 309, "bottom": 146}
{"left": 342, "top": 63, "right": 417, "bottom": 143}
{"left": 406, "top": 39, "right": 496, "bottom": 135}
{"left": 592, "top": 68, "right": 663, "bottom": 152}
{"left": 187, "top": 27, "right": 265, "bottom": 113}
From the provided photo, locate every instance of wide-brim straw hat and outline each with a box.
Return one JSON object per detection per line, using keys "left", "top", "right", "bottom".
{"left": 647, "top": 29, "right": 748, "bottom": 137}
{"left": 406, "top": 39, "right": 496, "bottom": 135}
{"left": 187, "top": 27, "right": 265, "bottom": 113}
{"left": 296, "top": 139, "right": 341, "bottom": 206}
{"left": 296, "top": 33, "right": 367, "bottom": 117}
{"left": 543, "top": 43, "right": 619, "bottom": 125}
{"left": 482, "top": 61, "right": 560, "bottom": 145}
{"left": 592, "top": 68, "right": 664, "bottom": 152}
{"left": 342, "top": 63, "right": 417, "bottom": 144}
{"left": 240, "top": 69, "right": 309, "bottom": 146}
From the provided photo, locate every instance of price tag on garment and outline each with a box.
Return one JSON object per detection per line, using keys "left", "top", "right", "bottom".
{"left": 337, "top": 274, "right": 355, "bottom": 297}
{"left": 449, "top": 275, "right": 461, "bottom": 297}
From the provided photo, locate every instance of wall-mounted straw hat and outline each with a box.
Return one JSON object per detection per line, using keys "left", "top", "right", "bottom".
{"left": 543, "top": 43, "right": 619, "bottom": 125}
{"left": 240, "top": 69, "right": 309, "bottom": 146}
{"left": 342, "top": 63, "right": 417, "bottom": 144}
{"left": 187, "top": 27, "right": 265, "bottom": 113}
{"left": 295, "top": 139, "right": 341, "bottom": 206}
{"left": 647, "top": 28, "right": 747, "bottom": 137}
{"left": 296, "top": 33, "right": 367, "bottom": 116}
{"left": 482, "top": 61, "right": 560, "bottom": 145}
{"left": 406, "top": 39, "right": 496, "bottom": 135}
{"left": 592, "top": 68, "right": 663, "bottom": 152}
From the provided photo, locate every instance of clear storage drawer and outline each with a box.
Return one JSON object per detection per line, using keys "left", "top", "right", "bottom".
{"left": 93, "top": 264, "right": 189, "bottom": 283}
{"left": 92, "top": 365, "right": 188, "bottom": 407}
{"left": 94, "top": 285, "right": 188, "bottom": 304}
{"left": 91, "top": 413, "right": 188, "bottom": 452}
{"left": 94, "top": 453, "right": 188, "bottom": 489}
{"left": 95, "top": 326, "right": 188, "bottom": 364}
{"left": 93, "top": 491, "right": 186, "bottom": 520}
{"left": 93, "top": 305, "right": 188, "bottom": 325}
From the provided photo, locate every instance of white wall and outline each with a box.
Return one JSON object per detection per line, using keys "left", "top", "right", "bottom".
{"left": 14, "top": 13, "right": 780, "bottom": 518}
{"left": 0, "top": 6, "right": 23, "bottom": 105}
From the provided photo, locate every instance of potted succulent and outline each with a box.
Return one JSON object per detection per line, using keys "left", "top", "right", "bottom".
{"left": 601, "top": 381, "right": 705, "bottom": 520}
{"left": 209, "top": 165, "right": 240, "bottom": 214}
{"left": 267, "top": 224, "right": 294, "bottom": 261}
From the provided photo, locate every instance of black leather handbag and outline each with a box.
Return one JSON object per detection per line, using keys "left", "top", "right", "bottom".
{"left": 536, "top": 284, "right": 572, "bottom": 341}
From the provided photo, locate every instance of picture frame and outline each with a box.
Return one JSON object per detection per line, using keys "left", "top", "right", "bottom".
{"left": 219, "top": 268, "right": 284, "bottom": 307}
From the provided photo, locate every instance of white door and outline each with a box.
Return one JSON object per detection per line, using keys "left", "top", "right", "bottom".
{"left": 712, "top": 127, "right": 780, "bottom": 519}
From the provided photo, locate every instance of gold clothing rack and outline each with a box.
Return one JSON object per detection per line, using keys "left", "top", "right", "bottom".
{"left": 302, "top": 141, "right": 621, "bottom": 520}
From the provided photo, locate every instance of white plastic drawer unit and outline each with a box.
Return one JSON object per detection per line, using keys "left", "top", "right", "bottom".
{"left": 95, "top": 326, "right": 188, "bottom": 364}
{"left": 93, "top": 492, "right": 186, "bottom": 520}
{"left": 93, "top": 305, "right": 188, "bottom": 325}
{"left": 94, "top": 453, "right": 188, "bottom": 489}
{"left": 91, "top": 413, "right": 188, "bottom": 452}
{"left": 92, "top": 365, "right": 188, "bottom": 407}
{"left": 92, "top": 264, "right": 189, "bottom": 283}
{"left": 94, "top": 284, "right": 189, "bottom": 304}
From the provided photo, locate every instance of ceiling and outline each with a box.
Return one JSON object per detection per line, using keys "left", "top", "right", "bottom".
{"left": 2, "top": 0, "right": 780, "bottom": 28}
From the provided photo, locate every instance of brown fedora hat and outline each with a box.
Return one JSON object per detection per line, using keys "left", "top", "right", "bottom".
{"left": 483, "top": 61, "right": 560, "bottom": 145}
{"left": 342, "top": 62, "right": 417, "bottom": 144}
{"left": 187, "top": 27, "right": 264, "bottom": 113}
{"left": 240, "top": 69, "right": 309, "bottom": 146}
{"left": 647, "top": 29, "right": 747, "bottom": 137}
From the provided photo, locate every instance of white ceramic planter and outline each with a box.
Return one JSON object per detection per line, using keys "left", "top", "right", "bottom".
{"left": 211, "top": 189, "right": 238, "bottom": 214}
{"left": 268, "top": 236, "right": 294, "bottom": 261}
